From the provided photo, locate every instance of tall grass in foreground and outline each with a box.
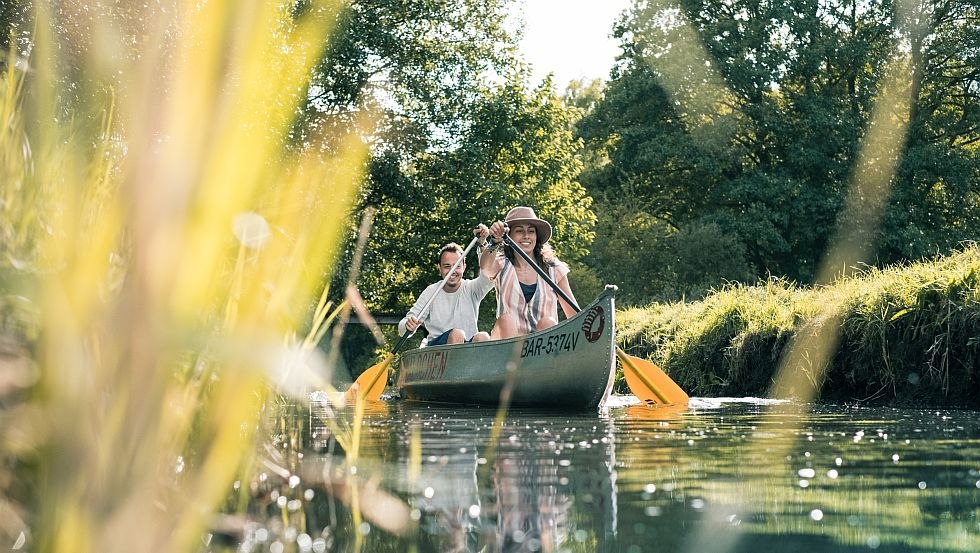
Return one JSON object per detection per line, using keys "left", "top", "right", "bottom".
{"left": 619, "top": 244, "right": 980, "bottom": 407}
{"left": 0, "top": 2, "right": 384, "bottom": 552}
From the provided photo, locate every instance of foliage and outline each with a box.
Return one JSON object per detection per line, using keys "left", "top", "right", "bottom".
{"left": 587, "top": 199, "right": 755, "bottom": 305}
{"left": 0, "top": 0, "right": 23, "bottom": 53}
{"left": 348, "top": 78, "right": 596, "bottom": 315}
{"left": 1, "top": 2, "right": 373, "bottom": 551}
{"left": 619, "top": 244, "right": 980, "bottom": 407}
{"left": 578, "top": 0, "right": 980, "bottom": 300}
{"left": 294, "top": 0, "right": 519, "bottom": 154}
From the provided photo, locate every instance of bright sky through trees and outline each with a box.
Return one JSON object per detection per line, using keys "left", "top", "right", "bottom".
{"left": 518, "top": 0, "right": 632, "bottom": 89}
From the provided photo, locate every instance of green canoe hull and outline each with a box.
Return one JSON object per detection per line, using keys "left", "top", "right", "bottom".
{"left": 396, "top": 286, "right": 618, "bottom": 411}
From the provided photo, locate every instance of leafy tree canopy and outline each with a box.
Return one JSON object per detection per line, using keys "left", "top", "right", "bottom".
{"left": 352, "top": 77, "right": 595, "bottom": 312}
{"left": 578, "top": 0, "right": 980, "bottom": 299}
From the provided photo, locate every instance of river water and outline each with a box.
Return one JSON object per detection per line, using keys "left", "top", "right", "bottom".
{"left": 230, "top": 396, "right": 980, "bottom": 553}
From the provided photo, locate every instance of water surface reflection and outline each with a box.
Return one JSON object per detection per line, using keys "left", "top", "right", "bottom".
{"left": 228, "top": 398, "right": 980, "bottom": 553}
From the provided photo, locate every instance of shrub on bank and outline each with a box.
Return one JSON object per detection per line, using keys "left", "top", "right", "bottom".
{"left": 617, "top": 245, "right": 980, "bottom": 407}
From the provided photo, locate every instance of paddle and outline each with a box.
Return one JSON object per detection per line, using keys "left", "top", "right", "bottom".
{"left": 500, "top": 233, "right": 689, "bottom": 405}
{"left": 346, "top": 235, "right": 483, "bottom": 402}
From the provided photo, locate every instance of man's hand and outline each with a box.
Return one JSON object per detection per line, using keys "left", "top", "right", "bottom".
{"left": 405, "top": 315, "right": 422, "bottom": 332}
{"left": 474, "top": 224, "right": 490, "bottom": 245}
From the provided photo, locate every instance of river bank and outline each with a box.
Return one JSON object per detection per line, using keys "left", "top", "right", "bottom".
{"left": 616, "top": 245, "right": 980, "bottom": 408}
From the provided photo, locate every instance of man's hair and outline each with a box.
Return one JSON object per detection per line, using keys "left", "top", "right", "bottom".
{"left": 437, "top": 242, "right": 464, "bottom": 265}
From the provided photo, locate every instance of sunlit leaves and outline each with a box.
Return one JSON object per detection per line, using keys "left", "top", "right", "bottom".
{"left": 580, "top": 0, "right": 980, "bottom": 299}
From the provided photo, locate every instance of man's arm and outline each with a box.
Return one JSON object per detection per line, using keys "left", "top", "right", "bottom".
{"left": 397, "top": 285, "right": 435, "bottom": 335}
{"left": 478, "top": 222, "right": 506, "bottom": 280}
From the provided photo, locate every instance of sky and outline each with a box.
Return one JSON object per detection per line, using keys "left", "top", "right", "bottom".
{"left": 517, "top": 0, "right": 633, "bottom": 90}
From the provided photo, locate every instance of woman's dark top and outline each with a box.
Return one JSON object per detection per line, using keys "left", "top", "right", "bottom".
{"left": 520, "top": 281, "right": 537, "bottom": 303}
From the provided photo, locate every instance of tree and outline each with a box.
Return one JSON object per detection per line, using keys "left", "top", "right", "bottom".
{"left": 578, "top": 0, "right": 980, "bottom": 299}
{"left": 294, "top": 0, "right": 519, "bottom": 155}
{"left": 880, "top": 0, "right": 980, "bottom": 262}
{"left": 351, "top": 77, "right": 596, "bottom": 314}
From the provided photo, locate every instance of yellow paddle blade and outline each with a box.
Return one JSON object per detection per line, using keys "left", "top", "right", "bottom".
{"left": 346, "top": 353, "right": 392, "bottom": 403}
{"left": 617, "top": 348, "right": 689, "bottom": 406}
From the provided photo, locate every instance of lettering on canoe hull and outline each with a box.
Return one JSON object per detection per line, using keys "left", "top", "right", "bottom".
{"left": 401, "top": 350, "right": 449, "bottom": 383}
{"left": 519, "top": 331, "right": 580, "bottom": 358}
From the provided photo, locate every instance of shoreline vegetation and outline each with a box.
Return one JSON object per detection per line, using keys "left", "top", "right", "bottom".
{"left": 2, "top": 1, "right": 978, "bottom": 551}
{"left": 617, "top": 244, "right": 980, "bottom": 409}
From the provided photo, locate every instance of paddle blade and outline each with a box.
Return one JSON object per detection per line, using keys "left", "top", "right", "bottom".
{"left": 347, "top": 353, "right": 392, "bottom": 402}
{"left": 617, "top": 349, "right": 689, "bottom": 405}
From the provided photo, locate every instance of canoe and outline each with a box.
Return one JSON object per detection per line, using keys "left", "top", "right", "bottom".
{"left": 396, "top": 285, "right": 618, "bottom": 411}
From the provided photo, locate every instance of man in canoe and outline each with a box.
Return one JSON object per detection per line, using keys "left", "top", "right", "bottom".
{"left": 478, "top": 206, "right": 579, "bottom": 339}
{"left": 398, "top": 241, "right": 493, "bottom": 347}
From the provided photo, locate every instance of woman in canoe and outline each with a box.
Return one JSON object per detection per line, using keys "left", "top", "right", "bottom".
{"left": 477, "top": 206, "right": 578, "bottom": 339}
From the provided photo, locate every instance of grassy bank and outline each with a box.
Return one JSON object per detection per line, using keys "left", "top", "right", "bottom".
{"left": 617, "top": 245, "right": 980, "bottom": 408}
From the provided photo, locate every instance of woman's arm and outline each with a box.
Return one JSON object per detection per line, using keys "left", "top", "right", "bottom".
{"left": 555, "top": 267, "right": 578, "bottom": 319}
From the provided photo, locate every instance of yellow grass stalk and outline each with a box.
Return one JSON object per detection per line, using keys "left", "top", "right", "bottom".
{"left": 1, "top": 2, "right": 371, "bottom": 552}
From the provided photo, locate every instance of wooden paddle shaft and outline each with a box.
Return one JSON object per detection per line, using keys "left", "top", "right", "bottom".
{"left": 501, "top": 234, "right": 580, "bottom": 311}
{"left": 393, "top": 233, "right": 482, "bottom": 354}
{"left": 352, "top": 233, "right": 483, "bottom": 401}
{"left": 501, "top": 232, "right": 682, "bottom": 405}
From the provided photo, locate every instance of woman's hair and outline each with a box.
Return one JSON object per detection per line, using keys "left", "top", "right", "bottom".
{"left": 504, "top": 240, "right": 556, "bottom": 268}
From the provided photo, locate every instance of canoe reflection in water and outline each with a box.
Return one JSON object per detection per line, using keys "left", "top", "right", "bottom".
{"left": 489, "top": 449, "right": 575, "bottom": 552}
{"left": 412, "top": 411, "right": 619, "bottom": 552}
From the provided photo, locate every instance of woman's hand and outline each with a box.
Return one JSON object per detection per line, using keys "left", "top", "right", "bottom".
{"left": 488, "top": 221, "right": 507, "bottom": 243}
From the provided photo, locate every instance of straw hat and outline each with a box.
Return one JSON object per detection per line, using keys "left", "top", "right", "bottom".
{"left": 504, "top": 206, "right": 552, "bottom": 244}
